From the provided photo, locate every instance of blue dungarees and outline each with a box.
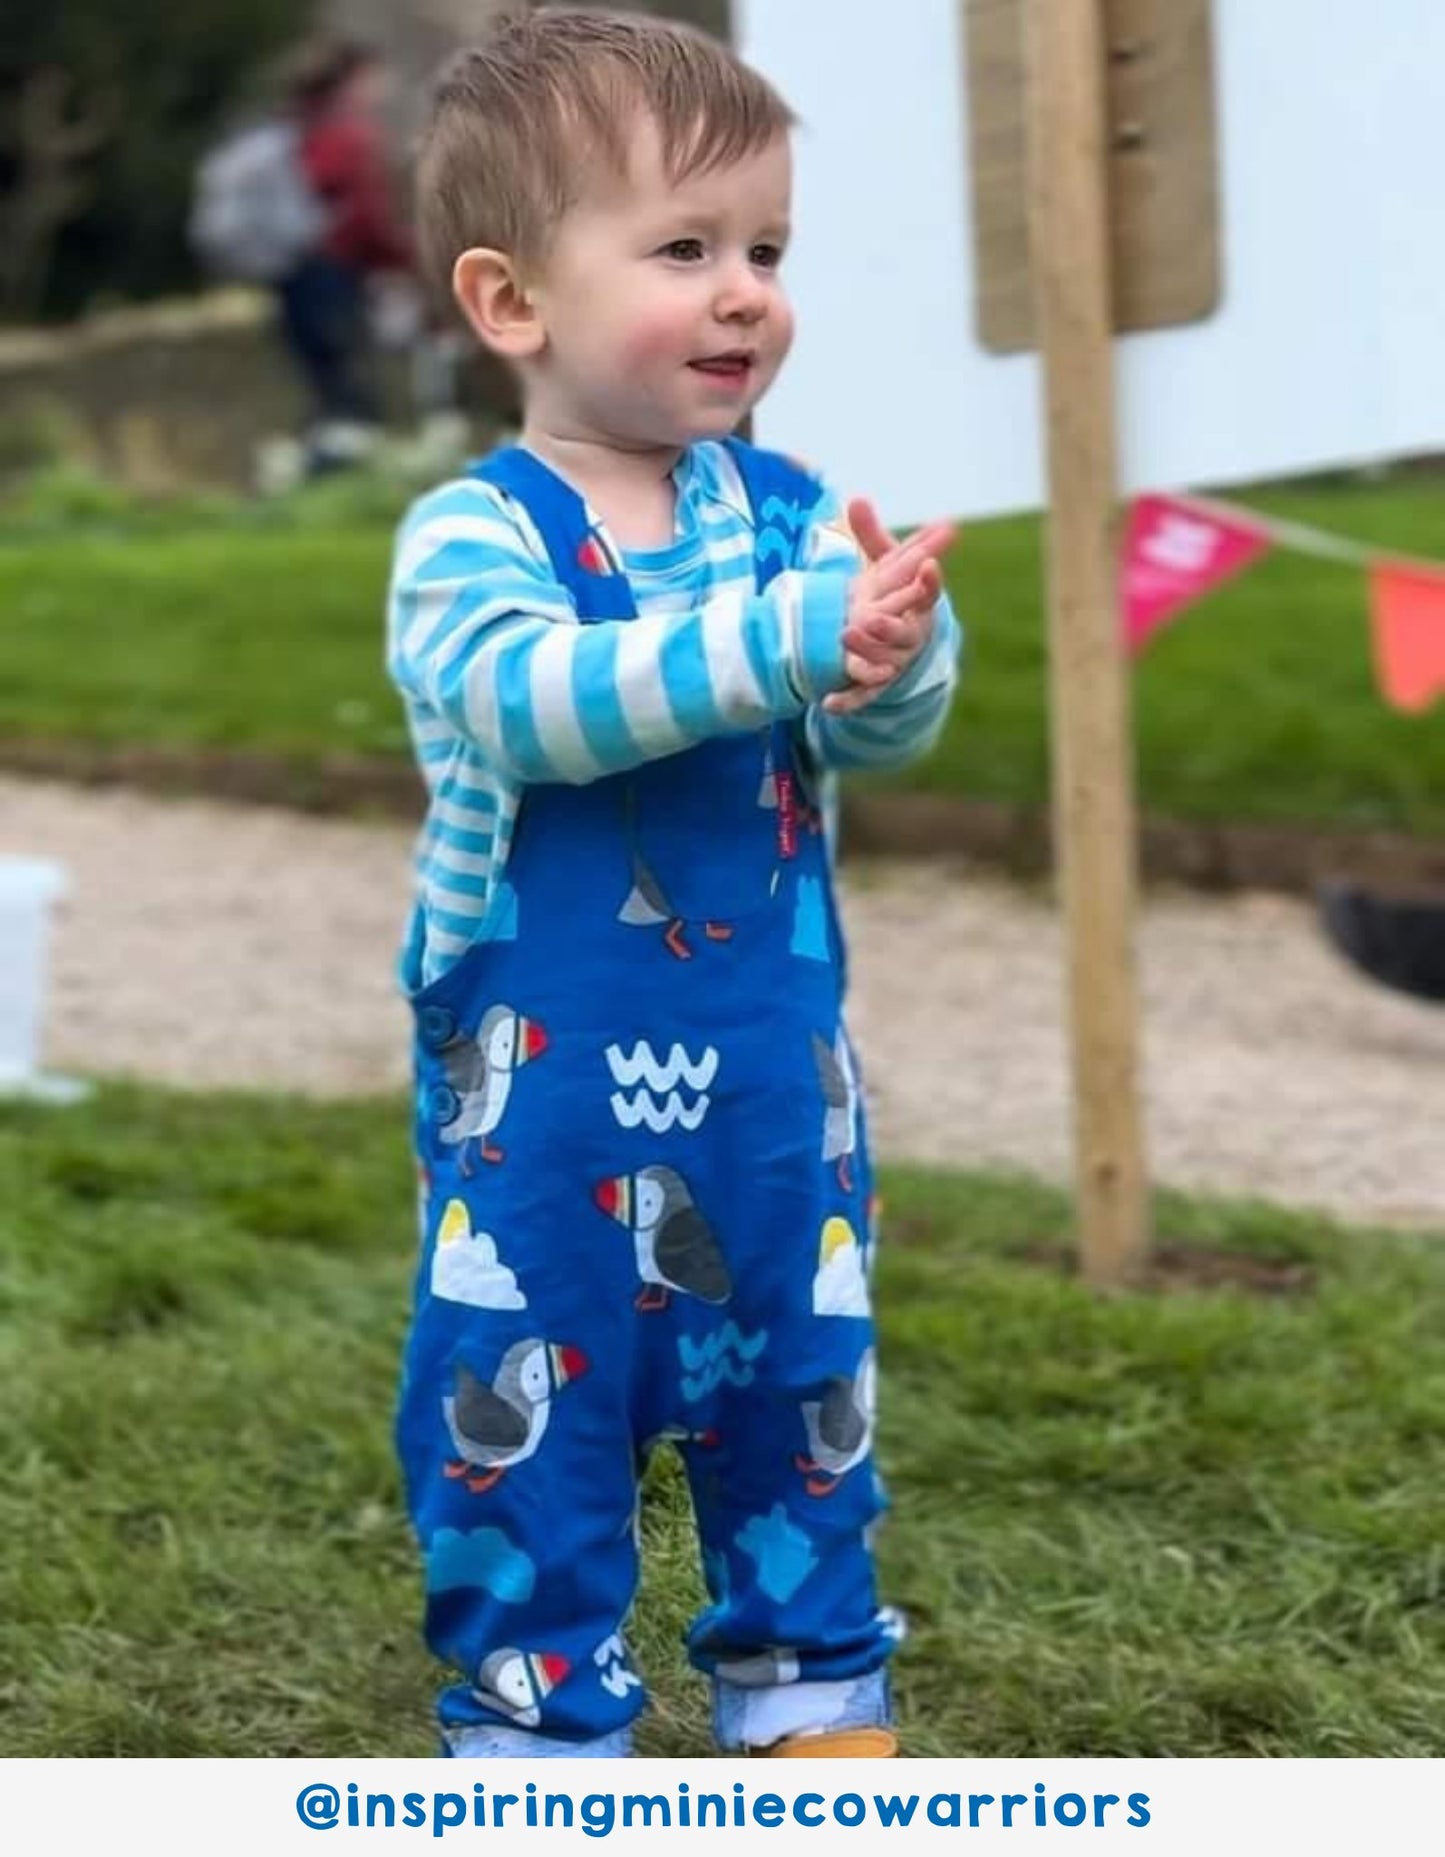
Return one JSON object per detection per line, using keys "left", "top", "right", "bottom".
{"left": 397, "top": 441, "right": 896, "bottom": 1753}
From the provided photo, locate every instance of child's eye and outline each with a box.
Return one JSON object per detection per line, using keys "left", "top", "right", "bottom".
{"left": 660, "top": 238, "right": 705, "bottom": 262}
{"left": 750, "top": 243, "right": 784, "bottom": 270}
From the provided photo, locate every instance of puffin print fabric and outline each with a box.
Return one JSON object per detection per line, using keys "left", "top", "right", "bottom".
{"left": 396, "top": 442, "right": 895, "bottom": 1750}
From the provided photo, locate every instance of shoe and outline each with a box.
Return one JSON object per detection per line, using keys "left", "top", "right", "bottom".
{"left": 752, "top": 1727, "right": 898, "bottom": 1757}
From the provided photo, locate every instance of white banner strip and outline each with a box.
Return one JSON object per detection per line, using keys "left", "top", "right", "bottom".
{"left": 1178, "top": 492, "right": 1443, "bottom": 577}
{"left": 3, "top": 1757, "right": 1441, "bottom": 1855}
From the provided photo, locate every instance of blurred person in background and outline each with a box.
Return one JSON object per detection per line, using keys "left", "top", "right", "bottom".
{"left": 191, "top": 33, "right": 417, "bottom": 478}
{"left": 283, "top": 35, "right": 416, "bottom": 472}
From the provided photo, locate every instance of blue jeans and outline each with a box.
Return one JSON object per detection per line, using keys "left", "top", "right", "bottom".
{"left": 275, "top": 254, "right": 378, "bottom": 426}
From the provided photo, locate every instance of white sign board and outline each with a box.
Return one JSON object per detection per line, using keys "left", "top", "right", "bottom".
{"left": 738, "top": 0, "right": 1445, "bottom": 523}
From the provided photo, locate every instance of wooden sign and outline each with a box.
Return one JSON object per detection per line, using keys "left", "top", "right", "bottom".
{"left": 965, "top": 0, "right": 1221, "bottom": 353}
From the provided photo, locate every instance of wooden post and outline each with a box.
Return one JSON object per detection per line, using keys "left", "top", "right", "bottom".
{"left": 1024, "top": 0, "right": 1150, "bottom": 1284}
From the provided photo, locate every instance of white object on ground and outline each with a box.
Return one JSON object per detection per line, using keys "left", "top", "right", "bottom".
{"left": 0, "top": 856, "right": 87, "bottom": 1102}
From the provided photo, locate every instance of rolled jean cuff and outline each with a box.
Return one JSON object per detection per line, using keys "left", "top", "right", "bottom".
{"left": 442, "top": 1723, "right": 632, "bottom": 1758}
{"left": 712, "top": 1669, "right": 891, "bottom": 1751}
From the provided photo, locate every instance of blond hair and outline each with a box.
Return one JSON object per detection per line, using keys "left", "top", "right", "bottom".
{"left": 415, "top": 6, "right": 795, "bottom": 306}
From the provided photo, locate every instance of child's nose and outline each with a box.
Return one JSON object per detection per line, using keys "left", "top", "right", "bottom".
{"left": 714, "top": 263, "right": 770, "bottom": 323}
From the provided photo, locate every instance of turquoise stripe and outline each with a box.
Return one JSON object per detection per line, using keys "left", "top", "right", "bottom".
{"left": 432, "top": 820, "right": 495, "bottom": 857}
{"left": 401, "top": 479, "right": 502, "bottom": 532}
{"left": 385, "top": 584, "right": 420, "bottom": 672}
{"left": 855, "top": 677, "right": 952, "bottom": 735}
{"left": 432, "top": 613, "right": 537, "bottom": 724}
{"left": 428, "top": 901, "right": 490, "bottom": 941}
{"left": 794, "top": 575, "right": 848, "bottom": 700}
{"left": 816, "top": 680, "right": 952, "bottom": 767}
{"left": 433, "top": 776, "right": 498, "bottom": 813}
{"left": 657, "top": 613, "right": 723, "bottom": 739}
{"left": 738, "top": 594, "right": 789, "bottom": 709}
{"left": 491, "top": 628, "right": 552, "bottom": 779}
{"left": 420, "top": 574, "right": 569, "bottom": 665}
{"left": 407, "top": 536, "right": 511, "bottom": 589}
{"left": 571, "top": 624, "right": 640, "bottom": 771}
{"left": 415, "top": 578, "right": 496, "bottom": 650}
{"left": 446, "top": 772, "right": 501, "bottom": 805}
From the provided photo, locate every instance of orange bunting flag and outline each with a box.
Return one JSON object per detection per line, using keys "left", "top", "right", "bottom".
{"left": 1369, "top": 564, "right": 1445, "bottom": 714}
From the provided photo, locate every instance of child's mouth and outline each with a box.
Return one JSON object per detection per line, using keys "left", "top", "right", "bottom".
{"left": 690, "top": 353, "right": 754, "bottom": 382}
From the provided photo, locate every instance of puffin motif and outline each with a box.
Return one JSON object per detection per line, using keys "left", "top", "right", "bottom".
{"left": 618, "top": 848, "right": 734, "bottom": 960}
{"left": 593, "top": 1164, "right": 732, "bottom": 1311}
{"left": 795, "top": 1347, "right": 876, "bottom": 1497}
{"left": 811, "top": 1028, "right": 860, "bottom": 1192}
{"left": 757, "top": 738, "right": 779, "bottom": 809}
{"left": 576, "top": 532, "right": 615, "bottom": 575}
{"left": 473, "top": 1646, "right": 571, "bottom": 1728}
{"left": 432, "top": 1003, "right": 548, "bottom": 1173}
{"left": 443, "top": 1338, "right": 588, "bottom": 1493}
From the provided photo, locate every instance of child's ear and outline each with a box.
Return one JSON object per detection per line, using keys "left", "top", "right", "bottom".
{"left": 452, "top": 249, "right": 544, "bottom": 360}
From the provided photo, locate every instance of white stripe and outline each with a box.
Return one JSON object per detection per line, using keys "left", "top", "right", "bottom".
{"left": 425, "top": 876, "right": 490, "bottom": 916}
{"left": 810, "top": 527, "right": 859, "bottom": 568}
{"left": 526, "top": 625, "right": 597, "bottom": 782}
{"left": 431, "top": 842, "right": 494, "bottom": 878}
{"left": 693, "top": 525, "right": 755, "bottom": 564}
{"left": 423, "top": 928, "right": 476, "bottom": 982}
{"left": 707, "top": 442, "right": 751, "bottom": 523}
{"left": 639, "top": 590, "right": 703, "bottom": 616}
{"left": 394, "top": 509, "right": 520, "bottom": 583}
{"left": 427, "top": 809, "right": 494, "bottom": 846}
{"left": 429, "top": 926, "right": 475, "bottom": 957}
{"left": 700, "top": 590, "right": 768, "bottom": 721}
{"left": 423, "top": 598, "right": 559, "bottom": 690}
{"left": 773, "top": 573, "right": 804, "bottom": 687}
{"left": 506, "top": 498, "right": 556, "bottom": 572}
{"left": 614, "top": 614, "right": 682, "bottom": 754}
{"left": 460, "top": 644, "right": 505, "bottom": 764}
{"left": 447, "top": 763, "right": 503, "bottom": 800}
{"left": 399, "top": 583, "right": 481, "bottom": 668}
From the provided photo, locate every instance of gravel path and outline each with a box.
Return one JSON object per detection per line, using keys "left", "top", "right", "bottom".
{"left": 7, "top": 777, "right": 1443, "bottom": 1228}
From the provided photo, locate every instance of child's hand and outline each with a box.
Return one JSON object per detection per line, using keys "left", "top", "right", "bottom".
{"left": 827, "top": 499, "right": 956, "bottom": 717}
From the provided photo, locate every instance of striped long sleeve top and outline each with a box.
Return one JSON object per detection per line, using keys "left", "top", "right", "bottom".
{"left": 386, "top": 439, "right": 962, "bottom": 986}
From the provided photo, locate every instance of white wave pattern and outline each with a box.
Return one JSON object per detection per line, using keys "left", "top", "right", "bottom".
{"left": 610, "top": 1090, "right": 711, "bottom": 1133}
{"left": 605, "top": 1041, "right": 719, "bottom": 1092}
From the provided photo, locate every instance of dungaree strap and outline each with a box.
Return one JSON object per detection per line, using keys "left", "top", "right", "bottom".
{"left": 719, "top": 436, "right": 826, "bottom": 589}
{"left": 469, "top": 446, "right": 638, "bottom": 620}
{"left": 469, "top": 439, "right": 825, "bottom": 602}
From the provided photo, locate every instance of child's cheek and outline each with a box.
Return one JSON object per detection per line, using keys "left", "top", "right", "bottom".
{"left": 772, "top": 298, "right": 796, "bottom": 358}
{"left": 619, "top": 307, "right": 695, "bottom": 373}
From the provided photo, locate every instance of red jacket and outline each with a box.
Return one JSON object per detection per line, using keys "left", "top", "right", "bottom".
{"left": 299, "top": 110, "right": 412, "bottom": 273}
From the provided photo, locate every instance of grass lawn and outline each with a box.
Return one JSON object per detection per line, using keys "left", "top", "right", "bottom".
{"left": 3, "top": 474, "right": 1445, "bottom": 833}
{"left": 2, "top": 1084, "right": 1442, "bottom": 1757}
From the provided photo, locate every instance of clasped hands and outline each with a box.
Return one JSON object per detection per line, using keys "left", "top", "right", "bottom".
{"left": 825, "top": 499, "right": 957, "bottom": 718}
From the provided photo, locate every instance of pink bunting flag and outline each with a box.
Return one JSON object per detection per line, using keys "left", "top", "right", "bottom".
{"left": 1121, "top": 494, "right": 1273, "bottom": 653}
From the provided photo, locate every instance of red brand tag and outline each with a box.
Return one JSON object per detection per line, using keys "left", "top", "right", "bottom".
{"left": 776, "top": 771, "right": 797, "bottom": 859}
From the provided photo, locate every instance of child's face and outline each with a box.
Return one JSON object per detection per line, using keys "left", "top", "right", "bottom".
{"left": 525, "top": 115, "right": 795, "bottom": 452}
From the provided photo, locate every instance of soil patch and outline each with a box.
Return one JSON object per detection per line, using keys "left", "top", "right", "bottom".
{"left": 1024, "top": 1241, "right": 1318, "bottom": 1297}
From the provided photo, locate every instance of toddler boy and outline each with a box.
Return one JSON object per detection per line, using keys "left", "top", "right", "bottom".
{"left": 388, "top": 6, "right": 961, "bottom": 1758}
